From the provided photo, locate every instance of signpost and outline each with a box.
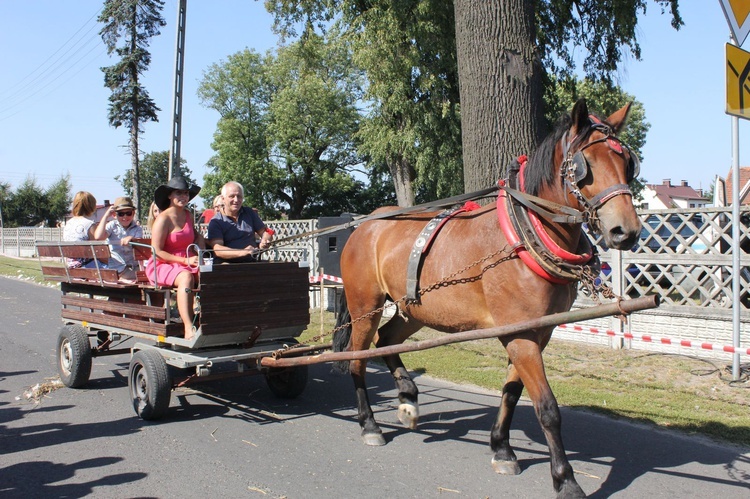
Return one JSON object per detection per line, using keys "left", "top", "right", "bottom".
{"left": 719, "top": 0, "right": 749, "bottom": 380}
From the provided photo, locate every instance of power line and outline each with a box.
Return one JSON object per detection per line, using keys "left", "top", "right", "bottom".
{"left": 0, "top": 6, "right": 106, "bottom": 120}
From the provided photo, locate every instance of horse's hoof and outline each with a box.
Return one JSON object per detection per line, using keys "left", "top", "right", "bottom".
{"left": 556, "top": 481, "right": 586, "bottom": 499}
{"left": 362, "top": 432, "right": 386, "bottom": 446}
{"left": 397, "top": 402, "right": 419, "bottom": 429}
{"left": 492, "top": 458, "right": 521, "bottom": 475}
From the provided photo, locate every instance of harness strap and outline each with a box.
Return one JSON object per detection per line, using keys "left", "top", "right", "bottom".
{"left": 586, "top": 183, "right": 632, "bottom": 210}
{"left": 500, "top": 185, "right": 586, "bottom": 224}
{"left": 405, "top": 202, "right": 481, "bottom": 301}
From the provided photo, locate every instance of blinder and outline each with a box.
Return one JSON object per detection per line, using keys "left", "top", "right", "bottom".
{"left": 569, "top": 143, "right": 640, "bottom": 186}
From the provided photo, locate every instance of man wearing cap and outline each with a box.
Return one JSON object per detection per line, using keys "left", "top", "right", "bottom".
{"left": 94, "top": 196, "right": 144, "bottom": 280}
{"left": 207, "top": 181, "right": 272, "bottom": 263}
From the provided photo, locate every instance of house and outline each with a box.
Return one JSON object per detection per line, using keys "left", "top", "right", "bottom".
{"left": 639, "top": 179, "right": 708, "bottom": 210}
{"left": 723, "top": 166, "right": 750, "bottom": 205}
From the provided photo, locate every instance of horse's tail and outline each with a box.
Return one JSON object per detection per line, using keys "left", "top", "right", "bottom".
{"left": 331, "top": 292, "right": 352, "bottom": 374}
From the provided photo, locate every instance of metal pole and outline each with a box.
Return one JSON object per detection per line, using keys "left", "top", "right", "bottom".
{"left": 731, "top": 114, "right": 741, "bottom": 380}
{"left": 729, "top": 32, "right": 742, "bottom": 381}
{"left": 167, "top": 0, "right": 187, "bottom": 180}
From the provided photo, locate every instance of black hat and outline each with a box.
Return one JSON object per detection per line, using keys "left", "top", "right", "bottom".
{"left": 154, "top": 177, "right": 201, "bottom": 210}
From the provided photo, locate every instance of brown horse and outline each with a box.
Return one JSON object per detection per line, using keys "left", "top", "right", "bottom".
{"left": 332, "top": 99, "right": 641, "bottom": 498}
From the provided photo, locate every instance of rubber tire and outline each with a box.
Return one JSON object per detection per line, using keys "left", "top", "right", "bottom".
{"left": 129, "top": 349, "right": 171, "bottom": 420}
{"left": 265, "top": 365, "right": 309, "bottom": 399}
{"left": 57, "top": 325, "right": 92, "bottom": 388}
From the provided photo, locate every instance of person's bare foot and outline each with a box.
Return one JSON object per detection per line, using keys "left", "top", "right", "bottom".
{"left": 184, "top": 325, "right": 195, "bottom": 341}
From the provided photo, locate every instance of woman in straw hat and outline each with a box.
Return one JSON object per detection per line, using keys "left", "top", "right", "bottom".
{"left": 145, "top": 177, "right": 204, "bottom": 339}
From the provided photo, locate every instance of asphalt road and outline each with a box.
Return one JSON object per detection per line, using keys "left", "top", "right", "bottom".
{"left": 1, "top": 276, "right": 749, "bottom": 498}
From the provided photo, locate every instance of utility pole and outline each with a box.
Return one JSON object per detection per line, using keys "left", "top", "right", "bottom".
{"left": 167, "top": 0, "right": 187, "bottom": 180}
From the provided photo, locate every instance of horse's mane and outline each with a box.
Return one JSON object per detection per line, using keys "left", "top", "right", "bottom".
{"left": 523, "top": 110, "right": 603, "bottom": 196}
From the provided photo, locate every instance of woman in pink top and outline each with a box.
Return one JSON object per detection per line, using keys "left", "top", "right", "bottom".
{"left": 145, "top": 177, "right": 205, "bottom": 339}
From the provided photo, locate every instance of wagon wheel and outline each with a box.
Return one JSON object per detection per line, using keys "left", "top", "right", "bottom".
{"left": 265, "top": 365, "right": 309, "bottom": 399}
{"left": 57, "top": 324, "right": 92, "bottom": 388}
{"left": 129, "top": 349, "right": 171, "bottom": 420}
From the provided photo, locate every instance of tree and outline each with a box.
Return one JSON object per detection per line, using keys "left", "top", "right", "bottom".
{"left": 116, "top": 151, "right": 195, "bottom": 220}
{"left": 267, "top": 0, "right": 463, "bottom": 207}
{"left": 99, "top": 0, "right": 166, "bottom": 218}
{"left": 199, "top": 32, "right": 366, "bottom": 219}
{"left": 3, "top": 177, "right": 47, "bottom": 227}
{"left": 45, "top": 175, "right": 73, "bottom": 226}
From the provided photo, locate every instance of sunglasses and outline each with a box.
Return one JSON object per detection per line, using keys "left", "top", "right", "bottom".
{"left": 116, "top": 210, "right": 134, "bottom": 217}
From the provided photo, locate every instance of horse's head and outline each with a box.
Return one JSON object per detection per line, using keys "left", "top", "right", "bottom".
{"left": 559, "top": 99, "right": 642, "bottom": 250}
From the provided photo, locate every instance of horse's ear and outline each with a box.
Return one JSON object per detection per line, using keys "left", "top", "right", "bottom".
{"left": 570, "top": 99, "right": 590, "bottom": 135}
{"left": 606, "top": 102, "right": 632, "bottom": 134}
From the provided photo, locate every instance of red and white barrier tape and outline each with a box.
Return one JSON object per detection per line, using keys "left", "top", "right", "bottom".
{"left": 309, "top": 273, "right": 344, "bottom": 284}
{"left": 556, "top": 323, "right": 750, "bottom": 355}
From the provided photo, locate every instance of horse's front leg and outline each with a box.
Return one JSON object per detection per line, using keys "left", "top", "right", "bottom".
{"left": 506, "top": 338, "right": 585, "bottom": 499}
{"left": 350, "top": 357, "right": 387, "bottom": 446}
{"left": 490, "top": 362, "right": 524, "bottom": 475}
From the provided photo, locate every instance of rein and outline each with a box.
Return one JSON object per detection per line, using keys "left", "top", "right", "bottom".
{"left": 261, "top": 185, "right": 499, "bottom": 252}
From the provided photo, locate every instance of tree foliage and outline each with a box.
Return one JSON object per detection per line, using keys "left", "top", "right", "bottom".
{"left": 116, "top": 151, "right": 195, "bottom": 221}
{"left": 267, "top": 0, "right": 463, "bottom": 207}
{"left": 99, "top": 0, "right": 166, "bottom": 217}
{"left": 198, "top": 32, "right": 376, "bottom": 219}
{"left": 0, "top": 175, "right": 72, "bottom": 228}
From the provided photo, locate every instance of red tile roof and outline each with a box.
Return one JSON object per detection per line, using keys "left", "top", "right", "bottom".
{"left": 645, "top": 180, "right": 706, "bottom": 208}
{"left": 725, "top": 166, "right": 750, "bottom": 205}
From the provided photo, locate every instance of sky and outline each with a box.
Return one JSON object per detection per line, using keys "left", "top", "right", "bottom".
{"left": 0, "top": 1, "right": 747, "bottom": 209}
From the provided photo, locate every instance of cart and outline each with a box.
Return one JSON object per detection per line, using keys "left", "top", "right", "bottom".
{"left": 36, "top": 239, "right": 312, "bottom": 420}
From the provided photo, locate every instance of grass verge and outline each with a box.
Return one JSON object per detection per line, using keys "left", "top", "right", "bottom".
{"left": 0, "top": 255, "right": 47, "bottom": 284}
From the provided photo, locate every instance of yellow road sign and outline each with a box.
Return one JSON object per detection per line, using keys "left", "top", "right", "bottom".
{"left": 726, "top": 43, "right": 750, "bottom": 118}
{"left": 720, "top": 0, "right": 750, "bottom": 46}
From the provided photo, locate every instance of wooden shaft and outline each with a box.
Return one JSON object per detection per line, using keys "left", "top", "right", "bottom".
{"left": 261, "top": 295, "right": 659, "bottom": 368}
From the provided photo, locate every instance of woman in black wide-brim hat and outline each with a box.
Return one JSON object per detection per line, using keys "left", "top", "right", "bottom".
{"left": 144, "top": 177, "right": 205, "bottom": 340}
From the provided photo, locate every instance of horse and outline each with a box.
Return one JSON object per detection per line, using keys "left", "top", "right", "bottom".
{"left": 332, "top": 99, "right": 642, "bottom": 498}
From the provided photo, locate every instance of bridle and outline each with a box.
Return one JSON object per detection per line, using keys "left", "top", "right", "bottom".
{"left": 560, "top": 117, "right": 640, "bottom": 233}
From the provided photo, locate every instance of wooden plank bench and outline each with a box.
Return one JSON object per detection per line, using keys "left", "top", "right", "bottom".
{"left": 36, "top": 240, "right": 126, "bottom": 286}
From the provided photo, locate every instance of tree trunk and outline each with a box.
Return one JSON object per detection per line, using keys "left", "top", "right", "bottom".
{"left": 390, "top": 154, "right": 415, "bottom": 207}
{"left": 454, "top": 0, "right": 546, "bottom": 194}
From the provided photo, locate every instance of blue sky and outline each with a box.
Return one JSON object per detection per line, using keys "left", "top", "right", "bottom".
{"left": 0, "top": 1, "right": 745, "bottom": 209}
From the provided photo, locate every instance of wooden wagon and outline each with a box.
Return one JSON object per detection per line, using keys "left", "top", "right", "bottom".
{"left": 36, "top": 239, "right": 311, "bottom": 420}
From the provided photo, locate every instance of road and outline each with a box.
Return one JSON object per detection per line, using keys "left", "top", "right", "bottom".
{"left": 1, "top": 276, "right": 748, "bottom": 498}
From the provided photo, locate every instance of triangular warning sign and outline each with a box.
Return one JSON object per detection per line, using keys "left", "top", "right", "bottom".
{"left": 720, "top": 0, "right": 750, "bottom": 46}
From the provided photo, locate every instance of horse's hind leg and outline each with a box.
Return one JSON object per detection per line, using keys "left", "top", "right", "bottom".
{"left": 505, "top": 338, "right": 585, "bottom": 498}
{"left": 376, "top": 312, "right": 424, "bottom": 430}
{"left": 346, "top": 309, "right": 389, "bottom": 446}
{"left": 490, "top": 362, "right": 524, "bottom": 475}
